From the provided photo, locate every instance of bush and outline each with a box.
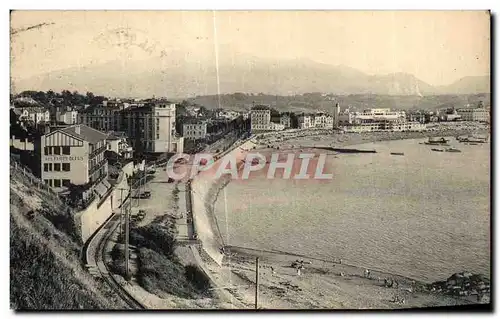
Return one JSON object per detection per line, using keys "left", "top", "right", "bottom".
{"left": 136, "top": 248, "right": 212, "bottom": 299}
{"left": 130, "top": 223, "right": 177, "bottom": 257}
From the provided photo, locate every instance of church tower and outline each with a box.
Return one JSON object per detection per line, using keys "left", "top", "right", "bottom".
{"left": 333, "top": 103, "right": 340, "bottom": 129}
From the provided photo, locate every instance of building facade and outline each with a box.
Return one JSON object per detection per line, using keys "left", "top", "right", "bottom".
{"left": 280, "top": 114, "right": 291, "bottom": 128}
{"left": 121, "top": 101, "right": 183, "bottom": 153}
{"left": 78, "top": 104, "right": 122, "bottom": 132}
{"left": 183, "top": 122, "right": 208, "bottom": 140}
{"left": 456, "top": 107, "right": 490, "bottom": 122}
{"left": 18, "top": 107, "right": 50, "bottom": 125}
{"left": 38, "top": 124, "right": 108, "bottom": 192}
{"left": 298, "top": 114, "right": 312, "bottom": 129}
{"left": 106, "top": 132, "right": 134, "bottom": 159}
{"left": 250, "top": 106, "right": 271, "bottom": 132}
{"left": 78, "top": 100, "right": 183, "bottom": 154}
{"left": 56, "top": 109, "right": 78, "bottom": 125}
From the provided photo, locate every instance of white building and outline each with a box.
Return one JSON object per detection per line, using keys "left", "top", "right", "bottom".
{"left": 297, "top": 114, "right": 312, "bottom": 129}
{"left": 311, "top": 113, "right": 334, "bottom": 129}
{"left": 79, "top": 100, "right": 183, "bottom": 154}
{"left": 354, "top": 108, "right": 406, "bottom": 122}
{"left": 106, "top": 131, "right": 133, "bottom": 159}
{"left": 270, "top": 122, "right": 285, "bottom": 131}
{"left": 18, "top": 107, "right": 50, "bottom": 125}
{"left": 38, "top": 124, "right": 109, "bottom": 192}
{"left": 56, "top": 109, "right": 78, "bottom": 125}
{"left": 183, "top": 122, "right": 208, "bottom": 140}
{"left": 121, "top": 100, "right": 183, "bottom": 154}
{"left": 280, "top": 114, "right": 291, "bottom": 128}
{"left": 343, "top": 121, "right": 426, "bottom": 133}
{"left": 456, "top": 106, "right": 490, "bottom": 122}
{"left": 250, "top": 105, "right": 272, "bottom": 132}
{"left": 78, "top": 104, "right": 122, "bottom": 132}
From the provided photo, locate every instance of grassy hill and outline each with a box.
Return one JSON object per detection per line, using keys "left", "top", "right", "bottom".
{"left": 10, "top": 168, "right": 127, "bottom": 310}
{"left": 183, "top": 93, "right": 491, "bottom": 113}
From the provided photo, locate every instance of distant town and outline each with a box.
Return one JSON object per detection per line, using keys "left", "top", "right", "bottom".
{"left": 10, "top": 90, "right": 491, "bottom": 209}
{"left": 10, "top": 89, "right": 491, "bottom": 310}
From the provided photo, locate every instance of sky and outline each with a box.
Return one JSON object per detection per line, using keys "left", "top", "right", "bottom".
{"left": 10, "top": 11, "right": 490, "bottom": 87}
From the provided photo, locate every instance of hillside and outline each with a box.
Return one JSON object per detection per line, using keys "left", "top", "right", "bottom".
{"left": 10, "top": 166, "right": 127, "bottom": 310}
{"left": 183, "top": 93, "right": 491, "bottom": 113}
{"left": 13, "top": 55, "right": 489, "bottom": 98}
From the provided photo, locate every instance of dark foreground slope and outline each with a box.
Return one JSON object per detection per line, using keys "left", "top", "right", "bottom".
{"left": 10, "top": 171, "right": 127, "bottom": 310}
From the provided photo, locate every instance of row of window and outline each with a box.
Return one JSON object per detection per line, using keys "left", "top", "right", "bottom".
{"left": 44, "top": 179, "right": 71, "bottom": 188}
{"left": 44, "top": 163, "right": 71, "bottom": 172}
{"left": 45, "top": 146, "right": 71, "bottom": 156}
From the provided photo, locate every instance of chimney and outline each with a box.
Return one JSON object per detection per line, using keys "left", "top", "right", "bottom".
{"left": 75, "top": 124, "right": 81, "bottom": 135}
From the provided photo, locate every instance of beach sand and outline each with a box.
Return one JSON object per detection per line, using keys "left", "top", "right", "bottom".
{"left": 185, "top": 127, "right": 489, "bottom": 309}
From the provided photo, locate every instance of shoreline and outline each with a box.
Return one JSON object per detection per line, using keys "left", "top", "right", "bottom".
{"left": 190, "top": 128, "right": 489, "bottom": 308}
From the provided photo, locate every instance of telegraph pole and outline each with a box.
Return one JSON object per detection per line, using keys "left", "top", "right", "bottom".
{"left": 125, "top": 203, "right": 130, "bottom": 281}
{"left": 255, "top": 257, "right": 259, "bottom": 310}
{"left": 119, "top": 187, "right": 124, "bottom": 237}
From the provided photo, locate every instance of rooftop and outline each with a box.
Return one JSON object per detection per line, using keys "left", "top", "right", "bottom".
{"left": 56, "top": 124, "right": 108, "bottom": 144}
{"left": 251, "top": 105, "right": 271, "bottom": 111}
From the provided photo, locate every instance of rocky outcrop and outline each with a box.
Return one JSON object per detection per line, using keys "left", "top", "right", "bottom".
{"left": 428, "top": 272, "right": 490, "bottom": 300}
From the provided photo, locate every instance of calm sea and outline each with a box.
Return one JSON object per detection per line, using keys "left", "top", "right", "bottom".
{"left": 214, "top": 137, "right": 490, "bottom": 282}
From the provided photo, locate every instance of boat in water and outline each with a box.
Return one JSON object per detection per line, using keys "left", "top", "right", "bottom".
{"left": 431, "top": 148, "right": 444, "bottom": 152}
{"left": 445, "top": 147, "right": 462, "bottom": 153}
{"left": 424, "top": 137, "right": 450, "bottom": 146}
{"left": 390, "top": 152, "right": 405, "bottom": 156}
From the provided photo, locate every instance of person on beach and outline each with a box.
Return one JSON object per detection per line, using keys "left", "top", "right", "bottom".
{"left": 297, "top": 265, "right": 304, "bottom": 276}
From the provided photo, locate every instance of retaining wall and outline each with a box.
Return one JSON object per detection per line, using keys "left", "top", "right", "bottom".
{"left": 190, "top": 138, "right": 257, "bottom": 266}
{"left": 77, "top": 162, "right": 133, "bottom": 243}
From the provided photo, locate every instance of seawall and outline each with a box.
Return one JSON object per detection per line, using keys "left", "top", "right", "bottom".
{"left": 190, "top": 138, "right": 257, "bottom": 266}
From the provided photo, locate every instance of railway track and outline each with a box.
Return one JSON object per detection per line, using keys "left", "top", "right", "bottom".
{"left": 84, "top": 212, "right": 146, "bottom": 310}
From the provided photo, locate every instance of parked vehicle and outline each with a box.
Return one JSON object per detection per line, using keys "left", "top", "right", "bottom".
{"left": 132, "top": 191, "right": 151, "bottom": 199}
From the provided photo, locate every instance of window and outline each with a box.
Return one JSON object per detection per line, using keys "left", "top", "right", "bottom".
{"left": 54, "top": 163, "right": 61, "bottom": 171}
{"left": 62, "top": 179, "right": 71, "bottom": 187}
{"left": 44, "top": 147, "right": 51, "bottom": 155}
{"left": 48, "top": 179, "right": 53, "bottom": 187}
{"left": 62, "top": 163, "right": 70, "bottom": 171}
{"left": 48, "top": 163, "right": 52, "bottom": 171}
{"left": 44, "top": 179, "right": 49, "bottom": 185}
{"left": 44, "top": 163, "right": 49, "bottom": 172}
{"left": 62, "top": 146, "right": 70, "bottom": 155}
{"left": 53, "top": 179, "right": 61, "bottom": 187}
{"left": 53, "top": 146, "right": 61, "bottom": 155}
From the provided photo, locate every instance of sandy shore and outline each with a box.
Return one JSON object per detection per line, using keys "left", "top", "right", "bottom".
{"left": 117, "top": 126, "right": 489, "bottom": 309}
{"left": 189, "top": 127, "right": 489, "bottom": 309}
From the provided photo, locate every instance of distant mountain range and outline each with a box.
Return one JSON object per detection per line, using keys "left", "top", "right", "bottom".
{"left": 12, "top": 55, "right": 490, "bottom": 98}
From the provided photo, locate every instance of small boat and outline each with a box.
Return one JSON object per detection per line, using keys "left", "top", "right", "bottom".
{"left": 390, "top": 152, "right": 405, "bottom": 156}
{"left": 431, "top": 148, "right": 444, "bottom": 152}
{"left": 469, "top": 143, "right": 479, "bottom": 145}
{"left": 445, "top": 148, "right": 462, "bottom": 153}
{"left": 425, "top": 142, "right": 450, "bottom": 146}
{"left": 427, "top": 137, "right": 449, "bottom": 144}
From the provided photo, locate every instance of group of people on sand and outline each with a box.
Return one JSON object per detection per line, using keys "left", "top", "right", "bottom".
{"left": 293, "top": 260, "right": 307, "bottom": 276}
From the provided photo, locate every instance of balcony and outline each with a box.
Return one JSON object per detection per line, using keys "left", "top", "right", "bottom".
{"left": 89, "top": 158, "right": 107, "bottom": 176}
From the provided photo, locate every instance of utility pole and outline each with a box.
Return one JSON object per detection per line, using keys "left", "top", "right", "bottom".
{"left": 125, "top": 203, "right": 130, "bottom": 281}
{"left": 255, "top": 257, "right": 259, "bottom": 310}
{"left": 119, "top": 187, "right": 124, "bottom": 237}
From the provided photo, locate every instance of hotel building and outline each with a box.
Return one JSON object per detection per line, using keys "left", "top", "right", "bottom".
{"left": 250, "top": 105, "right": 272, "bottom": 132}
{"left": 37, "top": 124, "right": 109, "bottom": 192}
{"left": 183, "top": 122, "right": 208, "bottom": 140}
{"left": 456, "top": 106, "right": 490, "bottom": 122}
